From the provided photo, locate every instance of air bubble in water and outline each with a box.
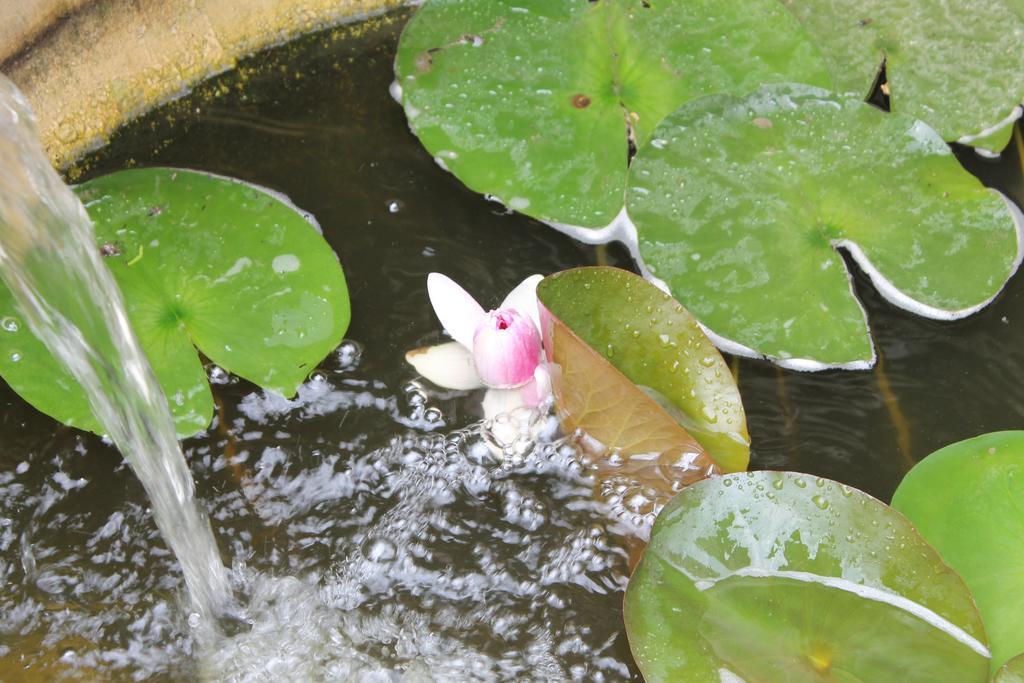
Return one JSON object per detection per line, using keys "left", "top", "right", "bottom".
{"left": 335, "top": 340, "right": 362, "bottom": 370}
{"left": 361, "top": 537, "right": 397, "bottom": 563}
{"left": 207, "top": 364, "right": 230, "bottom": 384}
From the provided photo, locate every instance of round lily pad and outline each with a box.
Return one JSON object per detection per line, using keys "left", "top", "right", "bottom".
{"left": 537, "top": 266, "right": 748, "bottom": 472}
{"left": 624, "top": 471, "right": 990, "bottom": 682}
{"left": 395, "top": 0, "right": 830, "bottom": 228}
{"left": 892, "top": 431, "right": 1024, "bottom": 674}
{"left": 779, "top": 0, "right": 1024, "bottom": 149}
{"left": 996, "top": 654, "right": 1024, "bottom": 683}
{"left": 0, "top": 168, "right": 350, "bottom": 437}
{"left": 627, "top": 84, "right": 1022, "bottom": 369}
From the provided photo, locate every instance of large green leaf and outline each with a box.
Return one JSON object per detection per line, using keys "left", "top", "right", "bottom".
{"left": 892, "top": 431, "right": 1024, "bottom": 675}
{"left": 779, "top": 0, "right": 1024, "bottom": 149}
{"left": 0, "top": 168, "right": 350, "bottom": 437}
{"left": 394, "top": 0, "right": 831, "bottom": 228}
{"left": 537, "top": 267, "right": 748, "bottom": 472}
{"left": 624, "top": 471, "right": 990, "bottom": 682}
{"left": 628, "top": 84, "right": 1022, "bottom": 368}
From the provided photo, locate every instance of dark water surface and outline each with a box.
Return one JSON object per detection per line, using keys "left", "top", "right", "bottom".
{"left": 1, "top": 8, "right": 1023, "bottom": 680}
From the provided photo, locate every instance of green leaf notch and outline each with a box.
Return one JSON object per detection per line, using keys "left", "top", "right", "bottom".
{"left": 537, "top": 266, "right": 749, "bottom": 472}
{"left": 892, "top": 431, "right": 1024, "bottom": 676}
{"left": 625, "top": 471, "right": 991, "bottom": 682}
{"left": 627, "top": 85, "right": 1023, "bottom": 369}
{"left": 0, "top": 168, "right": 350, "bottom": 438}
{"left": 394, "top": 0, "right": 831, "bottom": 229}
{"left": 778, "top": 0, "right": 1024, "bottom": 151}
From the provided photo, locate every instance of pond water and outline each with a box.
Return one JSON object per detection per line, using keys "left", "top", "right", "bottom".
{"left": 2, "top": 8, "right": 1023, "bottom": 681}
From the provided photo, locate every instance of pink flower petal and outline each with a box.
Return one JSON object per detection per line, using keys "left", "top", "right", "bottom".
{"left": 500, "top": 274, "right": 543, "bottom": 333}
{"left": 520, "top": 363, "right": 551, "bottom": 407}
{"left": 472, "top": 308, "right": 541, "bottom": 388}
{"left": 405, "top": 341, "right": 485, "bottom": 390}
{"left": 427, "top": 273, "right": 485, "bottom": 349}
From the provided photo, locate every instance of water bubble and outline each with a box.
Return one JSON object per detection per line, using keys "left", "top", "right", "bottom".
{"left": 811, "top": 495, "right": 829, "bottom": 510}
{"left": 385, "top": 199, "right": 404, "bottom": 214}
{"left": 10, "top": 351, "right": 21, "bottom": 362}
{"left": 622, "top": 486, "right": 658, "bottom": 515}
{"left": 658, "top": 449, "right": 702, "bottom": 479}
{"left": 406, "top": 385, "right": 427, "bottom": 407}
{"left": 207, "top": 365, "right": 230, "bottom": 384}
{"left": 1, "top": 316, "right": 18, "bottom": 332}
{"left": 361, "top": 537, "right": 397, "bottom": 563}
{"left": 335, "top": 340, "right": 362, "bottom": 370}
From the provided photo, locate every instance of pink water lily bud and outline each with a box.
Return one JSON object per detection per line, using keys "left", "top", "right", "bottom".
{"left": 472, "top": 307, "right": 542, "bottom": 388}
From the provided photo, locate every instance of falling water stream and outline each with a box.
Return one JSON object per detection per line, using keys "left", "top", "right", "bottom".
{"left": 0, "top": 76, "right": 229, "bottom": 622}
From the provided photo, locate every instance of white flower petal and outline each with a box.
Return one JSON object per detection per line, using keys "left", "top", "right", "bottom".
{"left": 405, "top": 342, "right": 485, "bottom": 390}
{"left": 481, "top": 387, "right": 529, "bottom": 421}
{"left": 500, "top": 274, "right": 543, "bottom": 332}
{"left": 427, "top": 272, "right": 486, "bottom": 348}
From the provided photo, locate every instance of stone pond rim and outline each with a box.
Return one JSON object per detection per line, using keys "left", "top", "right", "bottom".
{"left": 0, "top": 0, "right": 404, "bottom": 170}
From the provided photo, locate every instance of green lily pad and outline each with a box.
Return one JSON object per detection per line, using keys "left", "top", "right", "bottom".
{"left": 624, "top": 471, "right": 991, "bottom": 682}
{"left": 537, "top": 266, "right": 748, "bottom": 472}
{"left": 0, "top": 168, "right": 350, "bottom": 437}
{"left": 395, "top": 0, "right": 830, "bottom": 228}
{"left": 627, "top": 84, "right": 1022, "bottom": 368}
{"left": 996, "top": 654, "right": 1024, "bottom": 683}
{"left": 892, "top": 431, "right": 1024, "bottom": 675}
{"left": 779, "top": 0, "right": 1024, "bottom": 149}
